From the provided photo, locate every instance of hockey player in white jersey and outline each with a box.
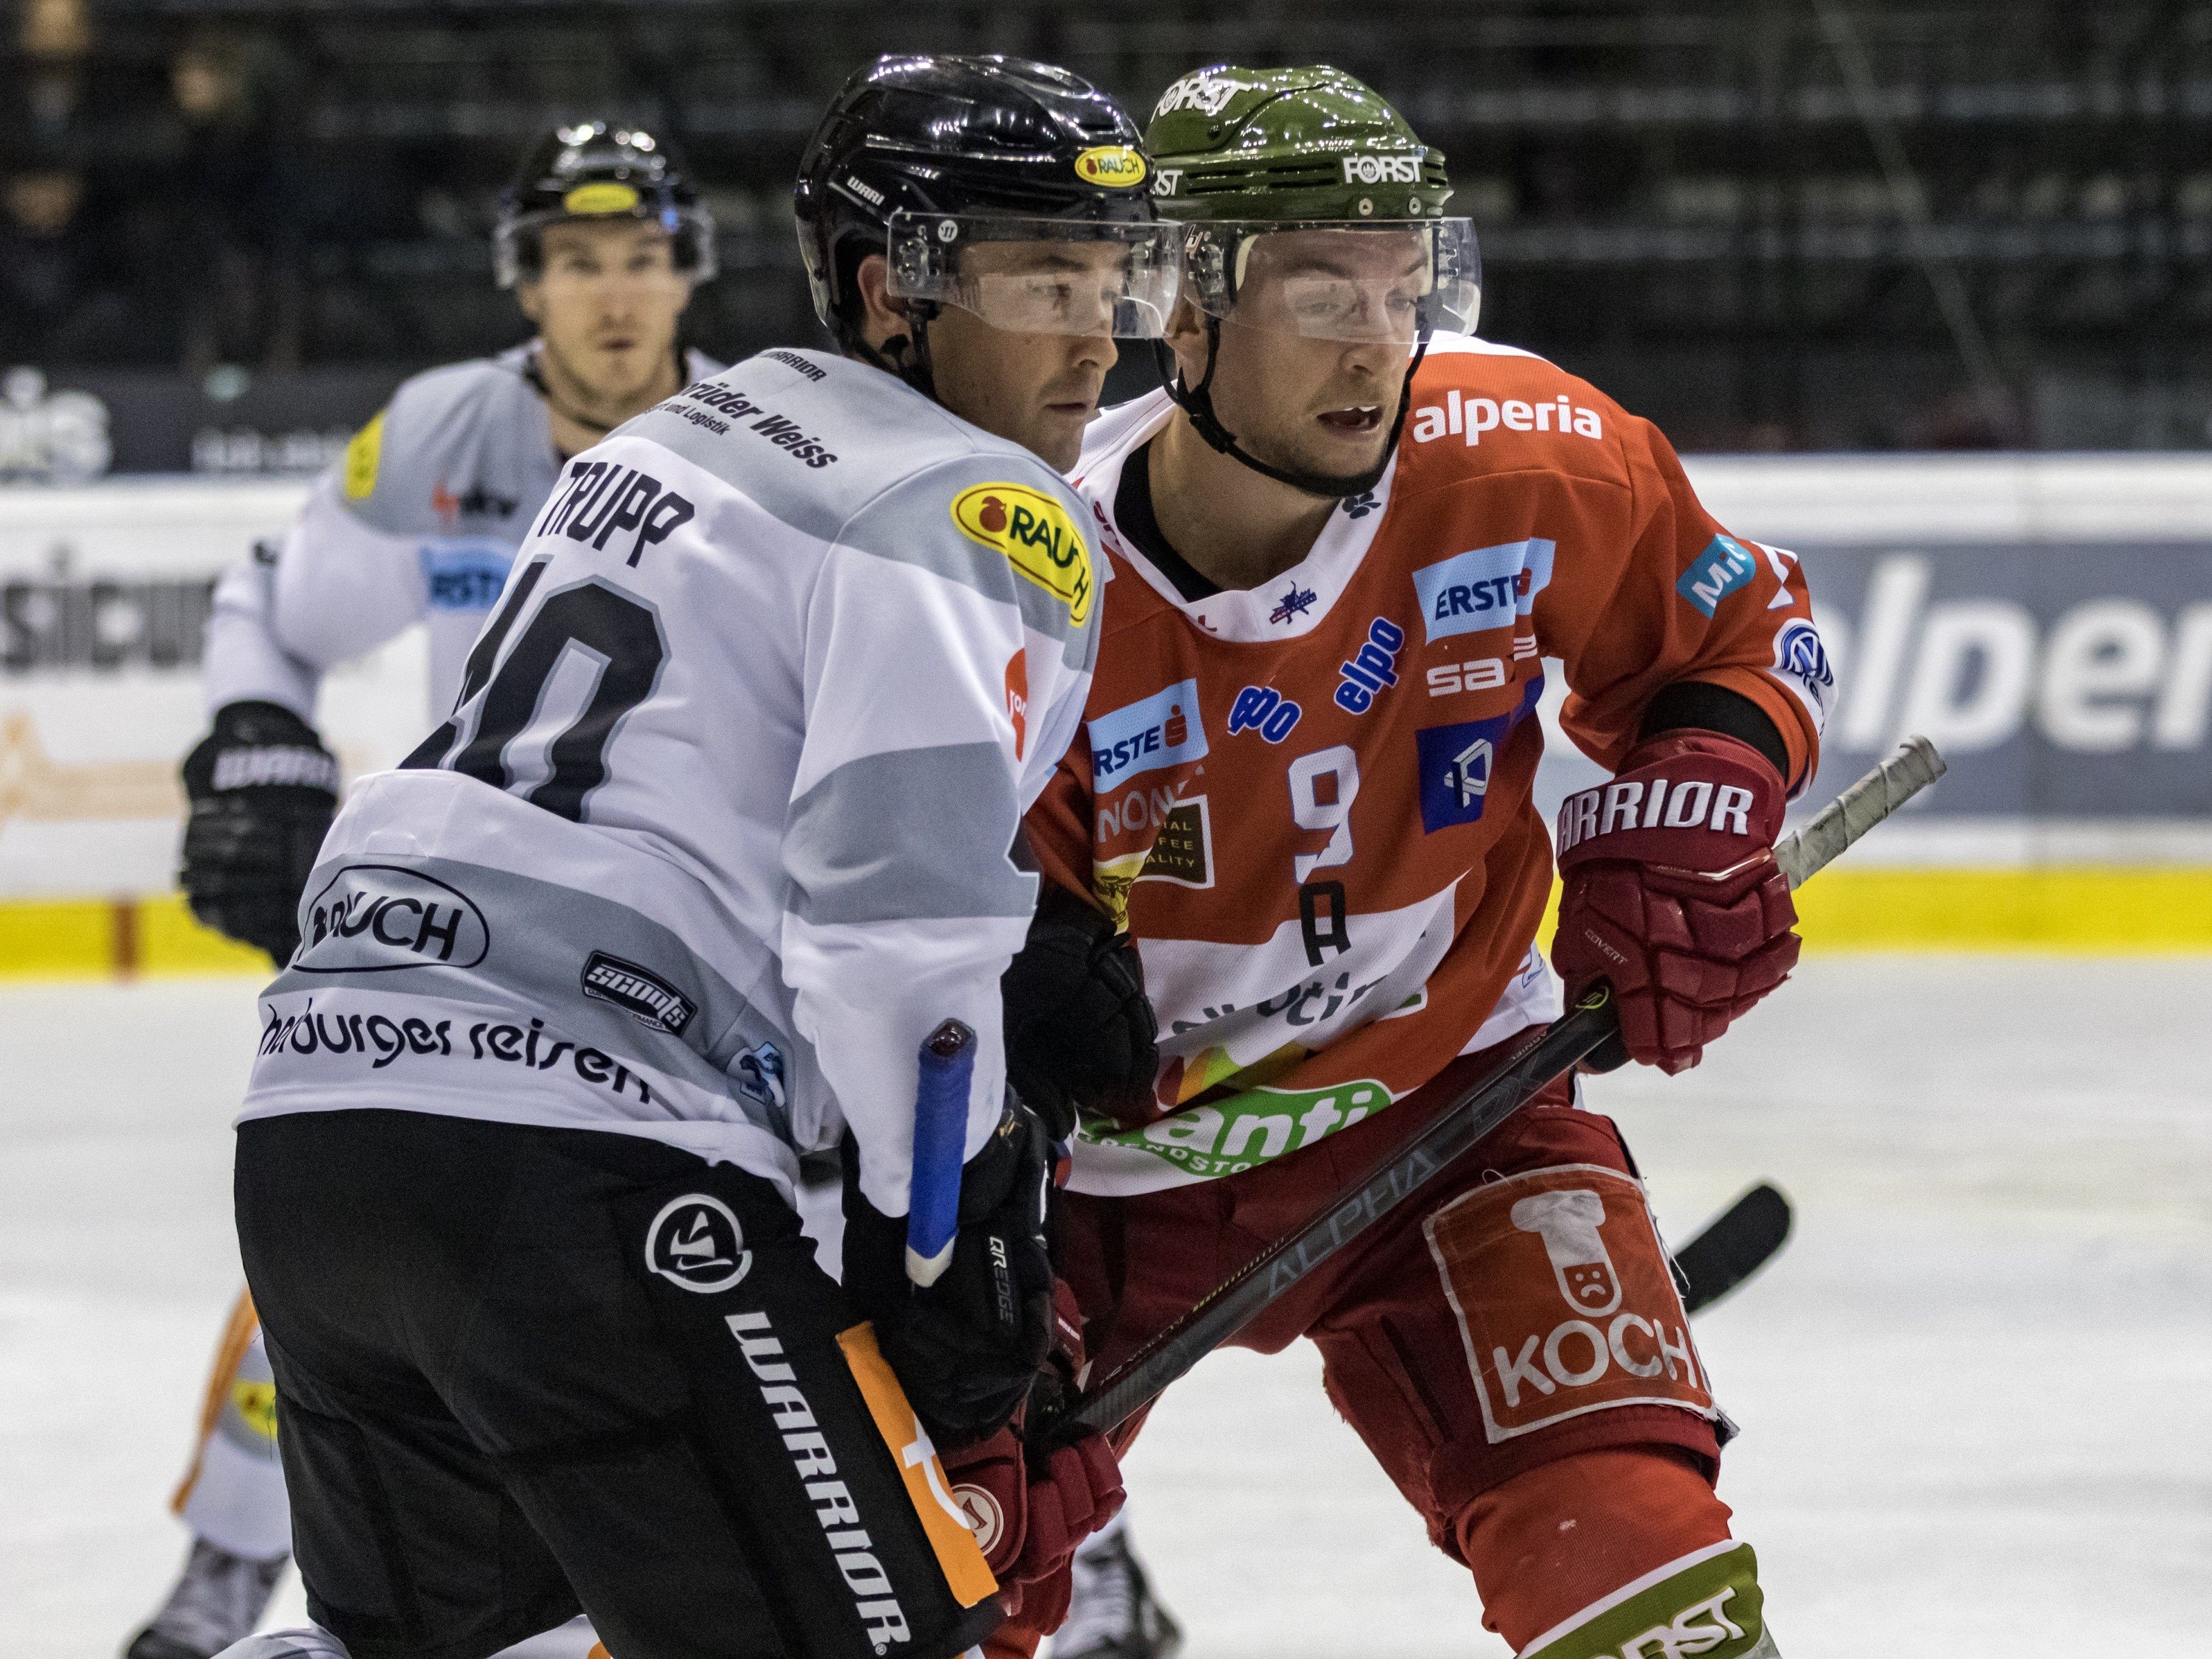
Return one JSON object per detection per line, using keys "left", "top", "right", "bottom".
{"left": 218, "top": 55, "right": 1168, "bottom": 1659}
{"left": 132, "top": 121, "right": 721, "bottom": 1659}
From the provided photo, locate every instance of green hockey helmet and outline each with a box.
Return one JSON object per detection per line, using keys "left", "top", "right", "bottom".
{"left": 1142, "top": 66, "right": 1480, "bottom": 496}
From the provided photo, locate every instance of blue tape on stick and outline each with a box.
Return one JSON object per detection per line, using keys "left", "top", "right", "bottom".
{"left": 906, "top": 1018, "right": 973, "bottom": 1287}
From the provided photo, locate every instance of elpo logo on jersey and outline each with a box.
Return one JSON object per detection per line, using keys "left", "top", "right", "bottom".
{"left": 645, "top": 1194, "right": 752, "bottom": 1293}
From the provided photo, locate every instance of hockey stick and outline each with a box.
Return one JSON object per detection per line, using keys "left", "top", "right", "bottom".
{"left": 1676, "top": 1182, "right": 1793, "bottom": 1315}
{"left": 1049, "top": 736, "right": 1945, "bottom": 1440}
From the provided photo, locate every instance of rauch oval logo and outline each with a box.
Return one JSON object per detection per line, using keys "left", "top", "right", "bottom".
{"left": 293, "top": 864, "right": 491, "bottom": 973}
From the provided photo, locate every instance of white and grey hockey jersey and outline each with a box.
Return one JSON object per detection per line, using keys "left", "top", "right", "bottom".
{"left": 203, "top": 342, "right": 722, "bottom": 718}
{"left": 238, "top": 347, "right": 1101, "bottom": 1216}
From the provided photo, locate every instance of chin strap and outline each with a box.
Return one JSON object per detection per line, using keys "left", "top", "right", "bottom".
{"left": 525, "top": 340, "right": 689, "bottom": 442}
{"left": 846, "top": 303, "right": 940, "bottom": 400}
{"left": 1154, "top": 317, "right": 1431, "bottom": 502}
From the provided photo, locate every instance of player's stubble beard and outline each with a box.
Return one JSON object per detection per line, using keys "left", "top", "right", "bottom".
{"left": 536, "top": 324, "right": 684, "bottom": 439}
{"left": 1205, "top": 320, "right": 1407, "bottom": 496}
{"left": 925, "top": 308, "right": 1115, "bottom": 475}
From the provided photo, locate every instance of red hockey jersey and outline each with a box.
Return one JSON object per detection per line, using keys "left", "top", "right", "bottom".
{"left": 1026, "top": 334, "right": 1827, "bottom": 1196}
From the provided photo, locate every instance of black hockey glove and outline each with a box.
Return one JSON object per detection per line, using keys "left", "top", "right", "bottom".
{"left": 1002, "top": 884, "right": 1159, "bottom": 1137}
{"left": 179, "top": 700, "right": 340, "bottom": 963}
{"left": 842, "top": 1100, "right": 1057, "bottom": 1449}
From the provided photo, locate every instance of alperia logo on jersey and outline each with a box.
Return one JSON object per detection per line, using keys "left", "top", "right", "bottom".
{"left": 343, "top": 410, "right": 385, "bottom": 499}
{"left": 951, "top": 484, "right": 1094, "bottom": 624}
{"left": 1074, "top": 146, "right": 1146, "bottom": 189}
{"left": 1409, "top": 391, "right": 1604, "bottom": 446}
{"left": 1089, "top": 679, "right": 1206, "bottom": 788}
{"left": 1412, "top": 538, "right": 1557, "bottom": 641}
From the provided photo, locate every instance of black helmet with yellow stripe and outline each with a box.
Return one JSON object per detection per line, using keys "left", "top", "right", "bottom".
{"left": 495, "top": 121, "right": 716, "bottom": 287}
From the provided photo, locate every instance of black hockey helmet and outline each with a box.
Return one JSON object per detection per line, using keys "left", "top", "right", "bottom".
{"left": 496, "top": 121, "right": 716, "bottom": 287}
{"left": 793, "top": 55, "right": 1176, "bottom": 392}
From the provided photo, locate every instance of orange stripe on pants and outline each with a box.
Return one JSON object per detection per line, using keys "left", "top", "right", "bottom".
{"left": 169, "top": 1286, "right": 262, "bottom": 1514}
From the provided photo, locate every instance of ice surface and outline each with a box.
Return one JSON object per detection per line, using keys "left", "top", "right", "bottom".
{"left": 5, "top": 960, "right": 2208, "bottom": 1656}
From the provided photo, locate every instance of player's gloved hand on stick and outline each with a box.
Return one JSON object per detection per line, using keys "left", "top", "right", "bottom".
{"left": 1551, "top": 729, "right": 1797, "bottom": 1075}
{"left": 942, "top": 1417, "right": 1123, "bottom": 1620}
{"left": 941, "top": 1280, "right": 1125, "bottom": 1620}
{"left": 1002, "top": 884, "right": 1160, "bottom": 1133}
{"left": 179, "top": 700, "right": 341, "bottom": 963}
{"left": 843, "top": 1098, "right": 1058, "bottom": 1448}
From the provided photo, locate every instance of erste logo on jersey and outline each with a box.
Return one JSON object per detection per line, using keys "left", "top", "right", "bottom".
{"left": 1412, "top": 538, "right": 1556, "bottom": 641}
{"left": 420, "top": 544, "right": 513, "bottom": 611}
{"left": 1090, "top": 679, "right": 1206, "bottom": 788}
{"left": 951, "top": 484, "right": 1094, "bottom": 624}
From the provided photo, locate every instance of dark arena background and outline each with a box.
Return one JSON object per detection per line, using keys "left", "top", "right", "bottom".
{"left": 5, "top": 1, "right": 2211, "bottom": 461}
{"left": 4, "top": 4, "right": 2209, "bottom": 1655}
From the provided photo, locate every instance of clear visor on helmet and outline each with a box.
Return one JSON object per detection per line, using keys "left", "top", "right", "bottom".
{"left": 493, "top": 197, "right": 717, "bottom": 289}
{"left": 885, "top": 212, "right": 1183, "bottom": 340}
{"left": 1186, "top": 219, "right": 1481, "bottom": 344}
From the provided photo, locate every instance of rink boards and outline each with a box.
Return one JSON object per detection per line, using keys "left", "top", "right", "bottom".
{"left": 3, "top": 457, "right": 2209, "bottom": 974}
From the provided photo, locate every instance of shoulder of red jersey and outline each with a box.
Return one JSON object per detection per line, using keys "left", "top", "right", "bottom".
{"left": 1397, "top": 330, "right": 1657, "bottom": 499}
{"left": 1072, "top": 389, "right": 1190, "bottom": 642}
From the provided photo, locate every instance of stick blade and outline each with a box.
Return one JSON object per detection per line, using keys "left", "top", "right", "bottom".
{"left": 1676, "top": 1182, "right": 1795, "bottom": 1315}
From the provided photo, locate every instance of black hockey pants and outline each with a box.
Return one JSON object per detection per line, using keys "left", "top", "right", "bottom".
{"left": 235, "top": 1109, "right": 1000, "bottom": 1659}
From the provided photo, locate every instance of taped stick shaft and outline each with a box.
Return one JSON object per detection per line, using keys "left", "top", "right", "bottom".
{"left": 1775, "top": 733, "right": 1945, "bottom": 891}
{"left": 1052, "top": 738, "right": 1946, "bottom": 1440}
{"left": 906, "top": 1019, "right": 973, "bottom": 1288}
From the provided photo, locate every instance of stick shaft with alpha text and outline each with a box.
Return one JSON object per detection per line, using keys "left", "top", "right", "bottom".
{"left": 1050, "top": 737, "right": 1946, "bottom": 1441}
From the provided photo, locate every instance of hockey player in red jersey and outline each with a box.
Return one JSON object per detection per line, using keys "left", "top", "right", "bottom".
{"left": 996, "top": 66, "right": 1827, "bottom": 1659}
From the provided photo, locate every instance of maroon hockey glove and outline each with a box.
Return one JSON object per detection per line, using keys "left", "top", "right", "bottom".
{"left": 943, "top": 1416, "right": 1124, "bottom": 1623}
{"left": 942, "top": 1279, "right": 1123, "bottom": 1620}
{"left": 1551, "top": 730, "right": 1798, "bottom": 1075}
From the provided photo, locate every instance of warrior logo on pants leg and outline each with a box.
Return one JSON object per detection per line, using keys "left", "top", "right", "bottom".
{"left": 645, "top": 1194, "right": 753, "bottom": 1293}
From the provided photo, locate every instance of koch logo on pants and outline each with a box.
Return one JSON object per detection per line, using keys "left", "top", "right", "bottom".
{"left": 1423, "top": 1164, "right": 1714, "bottom": 1442}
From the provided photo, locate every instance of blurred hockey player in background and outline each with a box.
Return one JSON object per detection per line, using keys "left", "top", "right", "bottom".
{"left": 135, "top": 119, "right": 721, "bottom": 1659}
{"left": 995, "top": 67, "right": 1828, "bottom": 1659}
{"left": 213, "top": 53, "right": 1160, "bottom": 1659}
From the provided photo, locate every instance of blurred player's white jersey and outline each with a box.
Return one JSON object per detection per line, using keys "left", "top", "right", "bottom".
{"left": 238, "top": 347, "right": 1100, "bottom": 1215}
{"left": 201, "top": 341, "right": 721, "bottom": 719}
